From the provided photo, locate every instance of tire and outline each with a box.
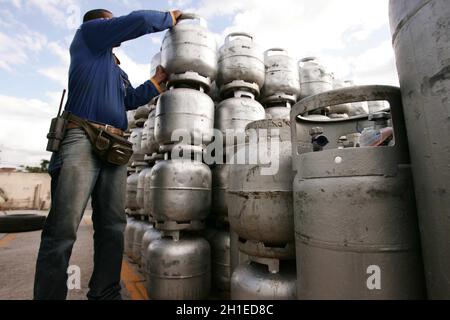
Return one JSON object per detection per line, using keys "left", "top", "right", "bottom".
{"left": 0, "top": 214, "right": 46, "bottom": 233}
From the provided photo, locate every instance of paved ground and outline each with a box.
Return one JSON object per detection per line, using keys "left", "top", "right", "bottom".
{"left": 0, "top": 211, "right": 146, "bottom": 300}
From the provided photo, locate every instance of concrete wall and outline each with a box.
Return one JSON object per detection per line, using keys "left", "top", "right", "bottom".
{"left": 0, "top": 173, "right": 51, "bottom": 210}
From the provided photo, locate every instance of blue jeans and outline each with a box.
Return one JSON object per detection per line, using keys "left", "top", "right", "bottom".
{"left": 34, "top": 129, "right": 127, "bottom": 300}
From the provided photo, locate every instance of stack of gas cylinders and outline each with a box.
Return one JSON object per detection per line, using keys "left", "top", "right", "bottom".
{"left": 123, "top": 0, "right": 450, "bottom": 300}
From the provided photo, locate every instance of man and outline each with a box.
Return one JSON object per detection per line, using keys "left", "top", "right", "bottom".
{"left": 34, "top": 8, "right": 182, "bottom": 300}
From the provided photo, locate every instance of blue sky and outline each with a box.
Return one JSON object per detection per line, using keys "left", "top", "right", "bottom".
{"left": 0, "top": 0, "right": 397, "bottom": 167}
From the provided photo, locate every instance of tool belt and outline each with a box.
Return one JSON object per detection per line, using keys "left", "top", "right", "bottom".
{"left": 64, "top": 112, "right": 133, "bottom": 166}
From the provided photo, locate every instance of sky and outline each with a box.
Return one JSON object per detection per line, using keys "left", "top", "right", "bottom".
{"left": 0, "top": 0, "right": 398, "bottom": 168}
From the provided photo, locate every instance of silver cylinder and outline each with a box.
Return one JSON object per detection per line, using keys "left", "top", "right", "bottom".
{"left": 130, "top": 128, "right": 145, "bottom": 162}
{"left": 126, "top": 169, "right": 140, "bottom": 212}
{"left": 136, "top": 166, "right": 152, "bottom": 212}
{"left": 291, "top": 85, "right": 426, "bottom": 300}
{"left": 141, "top": 109, "right": 159, "bottom": 156}
{"left": 141, "top": 225, "right": 161, "bottom": 278}
{"left": 131, "top": 220, "right": 148, "bottom": 265}
{"left": 389, "top": 0, "right": 450, "bottom": 298}
{"left": 155, "top": 88, "right": 215, "bottom": 147}
{"left": 231, "top": 260, "right": 297, "bottom": 300}
{"left": 261, "top": 48, "right": 300, "bottom": 103}
{"left": 150, "top": 147, "right": 212, "bottom": 230}
{"left": 228, "top": 120, "right": 294, "bottom": 258}
{"left": 161, "top": 14, "right": 218, "bottom": 85}
{"left": 217, "top": 32, "right": 265, "bottom": 91}
{"left": 215, "top": 91, "right": 266, "bottom": 137}
{"left": 146, "top": 234, "right": 211, "bottom": 300}
{"left": 124, "top": 217, "right": 138, "bottom": 257}
{"left": 299, "top": 57, "right": 333, "bottom": 99}
{"left": 265, "top": 104, "right": 292, "bottom": 121}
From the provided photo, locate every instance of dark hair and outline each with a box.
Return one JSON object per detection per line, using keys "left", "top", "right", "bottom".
{"left": 83, "top": 9, "right": 112, "bottom": 23}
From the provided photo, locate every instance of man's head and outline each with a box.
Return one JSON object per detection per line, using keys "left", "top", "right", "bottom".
{"left": 83, "top": 9, "right": 113, "bottom": 23}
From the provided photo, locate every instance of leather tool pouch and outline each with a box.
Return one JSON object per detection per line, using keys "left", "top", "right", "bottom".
{"left": 65, "top": 112, "right": 133, "bottom": 166}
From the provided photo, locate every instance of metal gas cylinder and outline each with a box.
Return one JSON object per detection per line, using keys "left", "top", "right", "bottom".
{"left": 367, "top": 101, "right": 390, "bottom": 115}
{"left": 143, "top": 154, "right": 164, "bottom": 218}
{"left": 215, "top": 90, "right": 265, "bottom": 137}
{"left": 291, "top": 85, "right": 426, "bottom": 300}
{"left": 141, "top": 108, "right": 159, "bottom": 156}
{"left": 127, "top": 110, "right": 137, "bottom": 130}
{"left": 150, "top": 145, "right": 212, "bottom": 231}
{"left": 265, "top": 102, "right": 292, "bottom": 120}
{"left": 343, "top": 80, "right": 369, "bottom": 115}
{"left": 146, "top": 234, "right": 211, "bottom": 300}
{"left": 389, "top": 0, "right": 450, "bottom": 298}
{"left": 130, "top": 127, "right": 145, "bottom": 162}
{"left": 140, "top": 224, "right": 161, "bottom": 277}
{"left": 136, "top": 165, "right": 152, "bottom": 213}
{"left": 327, "top": 77, "right": 353, "bottom": 116}
{"left": 155, "top": 87, "right": 214, "bottom": 147}
{"left": 131, "top": 220, "right": 148, "bottom": 265}
{"left": 126, "top": 168, "right": 141, "bottom": 212}
{"left": 135, "top": 105, "right": 151, "bottom": 125}
{"left": 228, "top": 119, "right": 295, "bottom": 260}
{"left": 206, "top": 228, "right": 231, "bottom": 294}
{"left": 299, "top": 57, "right": 333, "bottom": 99}
{"left": 231, "top": 260, "right": 297, "bottom": 300}
{"left": 261, "top": 48, "right": 300, "bottom": 104}
{"left": 124, "top": 217, "right": 138, "bottom": 257}
{"left": 161, "top": 13, "right": 217, "bottom": 90}
{"left": 217, "top": 32, "right": 265, "bottom": 96}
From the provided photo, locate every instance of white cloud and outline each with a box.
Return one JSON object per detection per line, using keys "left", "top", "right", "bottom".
{"left": 114, "top": 48, "right": 152, "bottom": 87}
{"left": 0, "top": 94, "right": 54, "bottom": 167}
{"left": 0, "top": 29, "right": 47, "bottom": 72}
{"left": 24, "top": 0, "right": 78, "bottom": 29}
{"left": 38, "top": 41, "right": 70, "bottom": 87}
{"left": 351, "top": 40, "right": 399, "bottom": 86}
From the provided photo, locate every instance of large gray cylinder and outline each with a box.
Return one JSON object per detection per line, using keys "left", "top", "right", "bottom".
{"left": 231, "top": 260, "right": 297, "bottom": 300}
{"left": 155, "top": 88, "right": 215, "bottom": 147}
{"left": 146, "top": 235, "right": 211, "bottom": 300}
{"left": 124, "top": 217, "right": 138, "bottom": 257}
{"left": 161, "top": 14, "right": 218, "bottom": 82}
{"left": 228, "top": 120, "right": 294, "bottom": 257}
{"left": 126, "top": 169, "right": 140, "bottom": 212}
{"left": 141, "top": 225, "right": 161, "bottom": 278}
{"left": 131, "top": 220, "right": 147, "bottom": 265}
{"left": 291, "top": 86, "right": 426, "bottom": 300}
{"left": 150, "top": 148, "right": 212, "bottom": 230}
{"left": 389, "top": 0, "right": 450, "bottom": 299}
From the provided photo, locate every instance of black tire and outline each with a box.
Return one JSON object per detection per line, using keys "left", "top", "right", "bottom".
{"left": 0, "top": 214, "right": 46, "bottom": 233}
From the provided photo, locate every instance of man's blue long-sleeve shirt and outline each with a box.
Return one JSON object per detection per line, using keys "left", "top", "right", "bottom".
{"left": 65, "top": 10, "right": 173, "bottom": 131}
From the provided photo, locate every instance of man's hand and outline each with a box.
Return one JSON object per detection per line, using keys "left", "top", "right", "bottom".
{"left": 150, "top": 65, "right": 168, "bottom": 93}
{"left": 152, "top": 65, "right": 168, "bottom": 84}
{"left": 171, "top": 10, "right": 182, "bottom": 25}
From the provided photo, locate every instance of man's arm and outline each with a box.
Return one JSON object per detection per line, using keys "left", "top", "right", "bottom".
{"left": 81, "top": 10, "right": 178, "bottom": 53}
{"left": 123, "top": 66, "right": 168, "bottom": 110}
